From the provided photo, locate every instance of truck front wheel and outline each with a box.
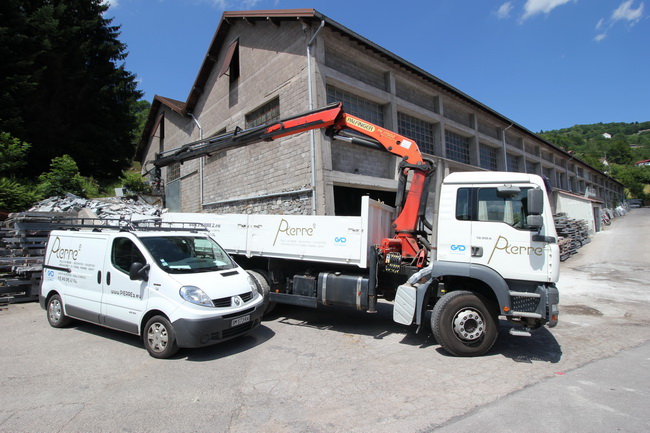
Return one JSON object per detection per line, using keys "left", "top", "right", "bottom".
{"left": 431, "top": 290, "right": 498, "bottom": 357}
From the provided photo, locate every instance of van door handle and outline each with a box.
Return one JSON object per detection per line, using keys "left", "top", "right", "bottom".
{"left": 97, "top": 271, "right": 102, "bottom": 284}
{"left": 471, "top": 246, "right": 483, "bottom": 257}
{"left": 107, "top": 271, "right": 111, "bottom": 285}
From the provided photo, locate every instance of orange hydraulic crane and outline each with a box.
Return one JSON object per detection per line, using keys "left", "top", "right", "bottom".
{"left": 152, "top": 102, "right": 436, "bottom": 268}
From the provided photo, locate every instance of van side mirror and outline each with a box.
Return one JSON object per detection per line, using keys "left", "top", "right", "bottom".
{"left": 129, "top": 262, "right": 150, "bottom": 281}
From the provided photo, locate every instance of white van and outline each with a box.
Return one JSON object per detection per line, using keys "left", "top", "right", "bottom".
{"left": 39, "top": 225, "right": 266, "bottom": 358}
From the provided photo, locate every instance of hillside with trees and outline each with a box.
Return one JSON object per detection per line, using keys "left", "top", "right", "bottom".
{"left": 0, "top": 0, "right": 149, "bottom": 212}
{"left": 539, "top": 121, "right": 650, "bottom": 200}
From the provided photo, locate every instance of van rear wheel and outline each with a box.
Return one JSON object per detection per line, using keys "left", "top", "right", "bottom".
{"left": 144, "top": 315, "right": 179, "bottom": 359}
{"left": 47, "top": 294, "right": 72, "bottom": 328}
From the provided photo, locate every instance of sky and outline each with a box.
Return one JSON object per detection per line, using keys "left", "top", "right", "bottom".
{"left": 104, "top": 0, "right": 648, "bottom": 133}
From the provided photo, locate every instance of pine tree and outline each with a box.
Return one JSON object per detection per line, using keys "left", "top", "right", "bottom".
{"left": 0, "top": 0, "right": 142, "bottom": 179}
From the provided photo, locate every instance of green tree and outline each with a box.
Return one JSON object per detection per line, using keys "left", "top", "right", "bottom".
{"left": 0, "top": 0, "right": 142, "bottom": 179}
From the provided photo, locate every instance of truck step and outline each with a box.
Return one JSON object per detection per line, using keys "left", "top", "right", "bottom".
{"left": 509, "top": 328, "right": 532, "bottom": 337}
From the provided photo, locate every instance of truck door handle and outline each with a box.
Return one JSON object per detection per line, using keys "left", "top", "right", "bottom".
{"left": 471, "top": 246, "right": 483, "bottom": 257}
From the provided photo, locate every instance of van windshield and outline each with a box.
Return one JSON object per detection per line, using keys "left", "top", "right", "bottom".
{"left": 140, "top": 236, "right": 236, "bottom": 274}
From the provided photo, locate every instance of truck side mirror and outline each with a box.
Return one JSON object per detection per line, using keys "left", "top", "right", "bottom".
{"left": 527, "top": 189, "right": 544, "bottom": 215}
{"left": 129, "top": 262, "right": 150, "bottom": 282}
{"left": 527, "top": 214, "right": 543, "bottom": 229}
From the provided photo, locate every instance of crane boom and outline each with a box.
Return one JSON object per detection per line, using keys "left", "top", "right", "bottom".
{"left": 150, "top": 102, "right": 436, "bottom": 265}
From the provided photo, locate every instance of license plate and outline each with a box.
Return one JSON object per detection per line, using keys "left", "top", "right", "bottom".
{"left": 231, "top": 315, "right": 250, "bottom": 327}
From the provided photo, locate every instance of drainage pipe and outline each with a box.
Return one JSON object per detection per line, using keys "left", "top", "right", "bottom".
{"left": 307, "top": 20, "right": 325, "bottom": 215}
{"left": 189, "top": 113, "right": 204, "bottom": 208}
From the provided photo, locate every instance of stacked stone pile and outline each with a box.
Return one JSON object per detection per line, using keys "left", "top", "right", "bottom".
{"left": 1, "top": 195, "right": 162, "bottom": 303}
{"left": 27, "top": 193, "right": 162, "bottom": 219}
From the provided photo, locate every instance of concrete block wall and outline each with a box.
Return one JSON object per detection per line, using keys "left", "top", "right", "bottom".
{"left": 168, "top": 20, "right": 316, "bottom": 214}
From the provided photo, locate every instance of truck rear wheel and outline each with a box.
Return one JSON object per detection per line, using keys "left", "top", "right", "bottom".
{"left": 431, "top": 290, "right": 498, "bottom": 357}
{"left": 144, "top": 315, "right": 179, "bottom": 359}
{"left": 47, "top": 294, "right": 72, "bottom": 328}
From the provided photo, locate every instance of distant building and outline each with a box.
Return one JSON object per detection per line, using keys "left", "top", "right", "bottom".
{"left": 602, "top": 133, "right": 612, "bottom": 139}
{"left": 635, "top": 159, "right": 650, "bottom": 167}
{"left": 138, "top": 9, "right": 625, "bottom": 216}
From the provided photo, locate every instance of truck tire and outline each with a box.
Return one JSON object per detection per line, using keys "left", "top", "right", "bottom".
{"left": 46, "top": 294, "right": 72, "bottom": 328}
{"left": 431, "top": 290, "right": 498, "bottom": 357}
{"left": 144, "top": 315, "right": 179, "bottom": 359}
{"left": 247, "top": 270, "right": 275, "bottom": 315}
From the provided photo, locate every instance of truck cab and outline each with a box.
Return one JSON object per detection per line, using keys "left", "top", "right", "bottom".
{"left": 437, "top": 172, "right": 559, "bottom": 283}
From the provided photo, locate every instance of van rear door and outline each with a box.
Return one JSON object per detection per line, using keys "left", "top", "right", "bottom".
{"left": 44, "top": 232, "right": 108, "bottom": 323}
{"left": 100, "top": 235, "right": 149, "bottom": 334}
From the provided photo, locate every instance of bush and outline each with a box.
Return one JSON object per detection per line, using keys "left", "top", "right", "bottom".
{"left": 0, "top": 132, "right": 30, "bottom": 176}
{"left": 37, "top": 155, "right": 88, "bottom": 197}
{"left": 0, "top": 177, "right": 41, "bottom": 212}
{"left": 120, "top": 170, "right": 151, "bottom": 194}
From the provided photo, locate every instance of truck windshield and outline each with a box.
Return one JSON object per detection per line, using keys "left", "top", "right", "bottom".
{"left": 140, "top": 236, "right": 236, "bottom": 273}
{"left": 456, "top": 187, "right": 535, "bottom": 229}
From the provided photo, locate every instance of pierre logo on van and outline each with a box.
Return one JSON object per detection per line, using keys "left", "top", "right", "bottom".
{"left": 49, "top": 236, "right": 81, "bottom": 261}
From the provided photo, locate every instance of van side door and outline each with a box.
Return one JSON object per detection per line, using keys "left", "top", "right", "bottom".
{"left": 100, "top": 236, "right": 148, "bottom": 334}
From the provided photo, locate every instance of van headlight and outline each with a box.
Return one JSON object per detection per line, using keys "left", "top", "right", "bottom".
{"left": 179, "top": 286, "right": 214, "bottom": 307}
{"left": 247, "top": 275, "right": 261, "bottom": 297}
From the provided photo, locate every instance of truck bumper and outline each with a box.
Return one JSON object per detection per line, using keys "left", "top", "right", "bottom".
{"left": 172, "top": 304, "right": 264, "bottom": 348}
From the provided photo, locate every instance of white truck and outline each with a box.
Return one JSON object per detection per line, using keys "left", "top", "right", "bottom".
{"left": 154, "top": 103, "right": 560, "bottom": 356}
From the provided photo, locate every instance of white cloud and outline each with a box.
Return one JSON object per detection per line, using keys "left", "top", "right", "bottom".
{"left": 594, "top": 0, "right": 645, "bottom": 41}
{"left": 594, "top": 32, "right": 607, "bottom": 41}
{"left": 204, "top": 0, "right": 261, "bottom": 8}
{"left": 103, "top": 0, "right": 119, "bottom": 8}
{"left": 496, "top": 2, "right": 514, "bottom": 19}
{"left": 521, "top": 0, "right": 573, "bottom": 21}
{"left": 611, "top": 0, "right": 645, "bottom": 23}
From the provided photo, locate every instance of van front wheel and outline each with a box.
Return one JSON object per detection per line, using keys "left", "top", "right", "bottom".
{"left": 144, "top": 315, "right": 179, "bottom": 359}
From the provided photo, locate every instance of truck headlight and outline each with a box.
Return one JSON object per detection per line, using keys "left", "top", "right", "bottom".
{"left": 179, "top": 286, "right": 214, "bottom": 307}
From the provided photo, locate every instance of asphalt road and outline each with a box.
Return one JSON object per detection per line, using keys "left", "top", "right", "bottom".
{"left": 1, "top": 208, "right": 649, "bottom": 433}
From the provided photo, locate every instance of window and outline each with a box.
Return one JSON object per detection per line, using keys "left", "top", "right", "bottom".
{"left": 218, "top": 39, "right": 240, "bottom": 83}
{"left": 140, "top": 236, "right": 235, "bottom": 273}
{"left": 398, "top": 112, "right": 435, "bottom": 155}
{"left": 245, "top": 98, "right": 280, "bottom": 128}
{"left": 111, "top": 238, "right": 146, "bottom": 274}
{"left": 526, "top": 160, "right": 538, "bottom": 174}
{"left": 326, "top": 86, "right": 384, "bottom": 126}
{"left": 455, "top": 187, "right": 534, "bottom": 229}
{"left": 479, "top": 144, "right": 498, "bottom": 171}
{"left": 167, "top": 162, "right": 180, "bottom": 183}
{"left": 506, "top": 153, "right": 520, "bottom": 172}
{"left": 445, "top": 130, "right": 470, "bottom": 164}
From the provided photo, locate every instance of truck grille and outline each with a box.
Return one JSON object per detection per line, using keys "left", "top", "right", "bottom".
{"left": 212, "top": 291, "right": 253, "bottom": 308}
